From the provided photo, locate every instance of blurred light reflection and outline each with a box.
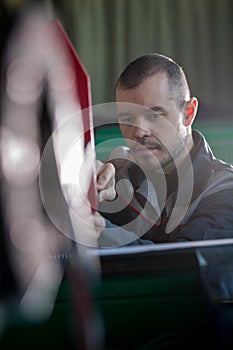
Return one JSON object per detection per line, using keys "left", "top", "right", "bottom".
{"left": 6, "top": 58, "right": 43, "bottom": 105}
{"left": 1, "top": 131, "right": 40, "bottom": 185}
{"left": 10, "top": 218, "right": 46, "bottom": 253}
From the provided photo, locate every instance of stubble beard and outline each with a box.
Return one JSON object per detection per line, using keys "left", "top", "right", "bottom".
{"left": 133, "top": 128, "right": 188, "bottom": 173}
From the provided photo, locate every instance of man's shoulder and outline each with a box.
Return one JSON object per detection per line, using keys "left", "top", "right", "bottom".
{"left": 193, "top": 129, "right": 233, "bottom": 177}
{"left": 211, "top": 158, "right": 233, "bottom": 191}
{"left": 213, "top": 158, "right": 233, "bottom": 174}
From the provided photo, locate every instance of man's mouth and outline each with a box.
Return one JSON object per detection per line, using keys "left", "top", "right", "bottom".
{"left": 133, "top": 142, "right": 162, "bottom": 155}
{"left": 133, "top": 145, "right": 162, "bottom": 158}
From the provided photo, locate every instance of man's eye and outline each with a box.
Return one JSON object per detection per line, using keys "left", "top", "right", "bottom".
{"left": 119, "top": 115, "right": 134, "bottom": 124}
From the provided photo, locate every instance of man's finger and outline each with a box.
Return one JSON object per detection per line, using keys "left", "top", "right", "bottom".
{"left": 97, "top": 162, "right": 115, "bottom": 190}
{"left": 98, "top": 187, "right": 116, "bottom": 202}
{"left": 93, "top": 212, "right": 106, "bottom": 236}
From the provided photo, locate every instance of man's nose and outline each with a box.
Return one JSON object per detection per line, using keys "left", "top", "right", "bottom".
{"left": 133, "top": 116, "right": 151, "bottom": 139}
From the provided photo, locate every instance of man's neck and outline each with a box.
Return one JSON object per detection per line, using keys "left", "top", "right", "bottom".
{"left": 163, "top": 133, "right": 194, "bottom": 174}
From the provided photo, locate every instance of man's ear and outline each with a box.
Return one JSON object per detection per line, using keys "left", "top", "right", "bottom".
{"left": 184, "top": 97, "right": 198, "bottom": 127}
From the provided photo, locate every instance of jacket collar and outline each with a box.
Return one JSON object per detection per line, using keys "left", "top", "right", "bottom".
{"left": 190, "top": 129, "right": 213, "bottom": 200}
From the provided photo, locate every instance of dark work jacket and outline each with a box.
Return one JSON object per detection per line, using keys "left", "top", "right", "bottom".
{"left": 99, "top": 130, "right": 233, "bottom": 247}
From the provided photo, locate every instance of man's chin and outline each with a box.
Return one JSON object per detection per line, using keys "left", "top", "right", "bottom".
{"left": 133, "top": 156, "right": 162, "bottom": 170}
{"left": 133, "top": 154, "right": 173, "bottom": 172}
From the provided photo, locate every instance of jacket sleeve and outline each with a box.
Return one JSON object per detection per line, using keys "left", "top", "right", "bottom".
{"left": 171, "top": 189, "right": 233, "bottom": 241}
{"left": 98, "top": 219, "right": 154, "bottom": 248}
{"left": 99, "top": 189, "right": 233, "bottom": 245}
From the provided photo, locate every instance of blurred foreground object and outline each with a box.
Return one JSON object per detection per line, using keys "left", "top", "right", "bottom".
{"left": 0, "top": 5, "right": 103, "bottom": 350}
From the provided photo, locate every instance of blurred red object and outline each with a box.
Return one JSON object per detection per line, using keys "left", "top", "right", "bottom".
{"left": 52, "top": 19, "right": 97, "bottom": 212}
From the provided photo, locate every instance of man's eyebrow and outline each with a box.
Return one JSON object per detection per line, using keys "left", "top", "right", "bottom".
{"left": 149, "top": 106, "right": 167, "bottom": 113}
{"left": 118, "top": 106, "right": 167, "bottom": 117}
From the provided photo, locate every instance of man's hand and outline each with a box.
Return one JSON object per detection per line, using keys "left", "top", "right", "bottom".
{"left": 96, "top": 160, "right": 116, "bottom": 202}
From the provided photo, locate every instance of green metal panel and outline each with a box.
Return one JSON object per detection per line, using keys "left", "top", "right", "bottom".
{"left": 194, "top": 120, "right": 233, "bottom": 164}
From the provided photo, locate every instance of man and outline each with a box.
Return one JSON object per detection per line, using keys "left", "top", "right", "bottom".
{"left": 97, "top": 53, "right": 233, "bottom": 247}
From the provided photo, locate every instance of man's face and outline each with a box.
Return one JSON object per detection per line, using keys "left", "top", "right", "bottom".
{"left": 116, "top": 73, "right": 188, "bottom": 171}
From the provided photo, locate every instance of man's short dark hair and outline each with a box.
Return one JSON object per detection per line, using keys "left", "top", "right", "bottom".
{"left": 116, "top": 53, "right": 190, "bottom": 108}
